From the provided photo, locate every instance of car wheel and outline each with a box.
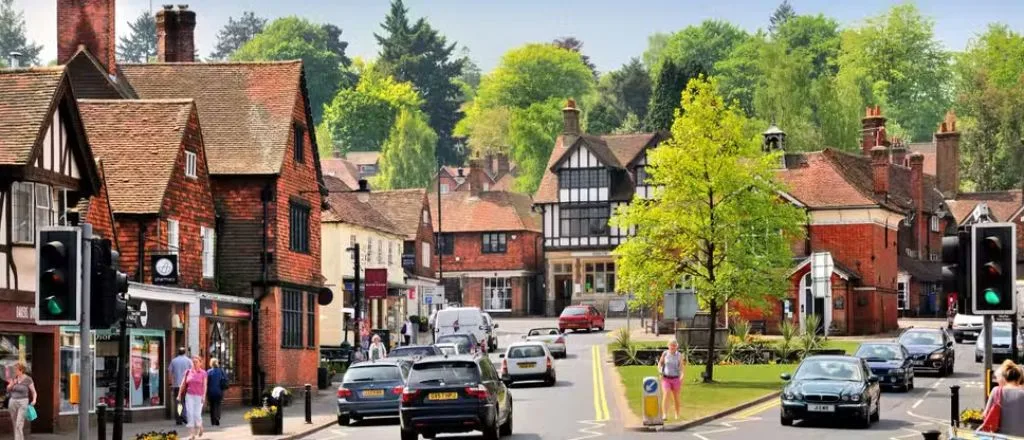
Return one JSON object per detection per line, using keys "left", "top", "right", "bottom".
{"left": 483, "top": 415, "right": 501, "bottom": 440}
{"left": 908, "top": 376, "right": 914, "bottom": 391}
{"left": 858, "top": 404, "right": 872, "bottom": 429}
{"left": 337, "top": 415, "right": 350, "bottom": 426}
{"left": 400, "top": 429, "right": 418, "bottom": 440}
{"left": 946, "top": 361, "right": 954, "bottom": 376}
{"left": 500, "top": 399, "right": 513, "bottom": 436}
{"left": 780, "top": 413, "right": 793, "bottom": 426}
{"left": 871, "top": 399, "right": 880, "bottom": 422}
{"left": 545, "top": 373, "right": 557, "bottom": 387}
{"left": 598, "top": 325, "right": 605, "bottom": 331}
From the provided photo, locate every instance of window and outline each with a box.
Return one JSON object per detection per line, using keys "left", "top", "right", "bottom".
{"left": 584, "top": 262, "right": 616, "bottom": 293}
{"left": 35, "top": 183, "right": 51, "bottom": 236}
{"left": 12, "top": 182, "right": 34, "bottom": 243}
{"left": 421, "top": 242, "right": 431, "bottom": 268}
{"left": 635, "top": 166, "right": 649, "bottom": 185}
{"left": 306, "top": 293, "right": 316, "bottom": 347}
{"left": 282, "top": 289, "right": 303, "bottom": 348}
{"left": 483, "top": 182, "right": 490, "bottom": 191}
{"left": 484, "top": 278, "right": 512, "bottom": 311}
{"left": 289, "top": 203, "right": 310, "bottom": 253}
{"left": 481, "top": 233, "right": 507, "bottom": 254}
{"left": 930, "top": 216, "right": 940, "bottom": 232}
{"left": 377, "top": 238, "right": 384, "bottom": 264}
{"left": 184, "top": 151, "right": 197, "bottom": 178}
{"left": 558, "top": 168, "right": 609, "bottom": 189}
{"left": 388, "top": 242, "right": 393, "bottom": 265}
{"left": 293, "top": 123, "right": 305, "bottom": 163}
{"left": 201, "top": 226, "right": 215, "bottom": 278}
{"left": 440, "top": 183, "right": 450, "bottom": 194}
{"left": 560, "top": 205, "right": 610, "bottom": 237}
{"left": 167, "top": 219, "right": 179, "bottom": 253}
{"left": 422, "top": 209, "right": 429, "bottom": 225}
{"left": 207, "top": 321, "right": 237, "bottom": 383}
{"left": 897, "top": 281, "right": 908, "bottom": 310}
{"left": 366, "top": 237, "right": 373, "bottom": 264}
{"left": 436, "top": 233, "right": 455, "bottom": 255}
{"left": 56, "top": 189, "right": 71, "bottom": 226}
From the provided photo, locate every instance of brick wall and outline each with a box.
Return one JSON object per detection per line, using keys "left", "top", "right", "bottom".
{"left": 83, "top": 170, "right": 117, "bottom": 248}
{"left": 437, "top": 230, "right": 542, "bottom": 272}
{"left": 809, "top": 223, "right": 898, "bottom": 292}
{"left": 211, "top": 176, "right": 269, "bottom": 295}
{"left": 413, "top": 192, "right": 436, "bottom": 278}
{"left": 258, "top": 286, "right": 319, "bottom": 388}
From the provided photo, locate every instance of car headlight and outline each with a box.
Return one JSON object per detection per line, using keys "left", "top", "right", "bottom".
{"left": 930, "top": 352, "right": 944, "bottom": 360}
{"left": 841, "top": 395, "right": 851, "bottom": 401}
{"left": 850, "top": 394, "right": 862, "bottom": 402}
{"left": 784, "top": 392, "right": 794, "bottom": 399}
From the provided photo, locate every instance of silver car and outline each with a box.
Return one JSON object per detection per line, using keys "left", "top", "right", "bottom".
{"left": 974, "top": 322, "right": 1023, "bottom": 362}
{"left": 522, "top": 327, "right": 567, "bottom": 359}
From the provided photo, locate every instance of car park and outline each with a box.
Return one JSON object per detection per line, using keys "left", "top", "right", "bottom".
{"left": 336, "top": 358, "right": 412, "bottom": 426}
{"left": 952, "top": 313, "right": 984, "bottom": 343}
{"left": 399, "top": 355, "right": 513, "bottom": 440}
{"left": 499, "top": 342, "right": 556, "bottom": 386}
{"left": 854, "top": 342, "right": 914, "bottom": 391}
{"left": 558, "top": 305, "right": 605, "bottom": 333}
{"left": 389, "top": 345, "right": 443, "bottom": 360}
{"left": 897, "top": 327, "right": 954, "bottom": 375}
{"left": 780, "top": 355, "right": 881, "bottom": 428}
{"left": 522, "top": 327, "right": 567, "bottom": 359}
{"left": 436, "top": 333, "right": 483, "bottom": 355}
{"left": 974, "top": 322, "right": 1024, "bottom": 363}
{"left": 435, "top": 342, "right": 463, "bottom": 356}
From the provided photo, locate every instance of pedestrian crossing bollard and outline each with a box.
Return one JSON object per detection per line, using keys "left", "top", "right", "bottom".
{"left": 96, "top": 403, "right": 107, "bottom": 440}
{"left": 305, "top": 384, "right": 312, "bottom": 424}
{"left": 642, "top": 376, "right": 663, "bottom": 427}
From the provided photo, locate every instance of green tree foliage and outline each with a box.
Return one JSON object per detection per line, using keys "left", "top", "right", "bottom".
{"left": 117, "top": 11, "right": 156, "bottom": 63}
{"left": 375, "top": 0, "right": 466, "bottom": 165}
{"left": 315, "top": 120, "right": 335, "bottom": 160}
{"left": 610, "top": 77, "right": 805, "bottom": 382}
{"left": 210, "top": 11, "right": 266, "bottom": 60}
{"left": 588, "top": 58, "right": 653, "bottom": 133}
{"left": 955, "top": 24, "right": 1024, "bottom": 191}
{"left": 553, "top": 36, "right": 598, "bottom": 78}
{"left": 613, "top": 112, "right": 644, "bottom": 134}
{"left": 455, "top": 46, "right": 482, "bottom": 102}
{"left": 232, "top": 17, "right": 353, "bottom": 123}
{"left": 769, "top": 1, "right": 796, "bottom": 34}
{"left": 508, "top": 98, "right": 563, "bottom": 194}
{"left": 645, "top": 59, "right": 706, "bottom": 132}
{"left": 464, "top": 106, "right": 511, "bottom": 156}
{"left": 586, "top": 98, "right": 623, "bottom": 135}
{"left": 655, "top": 20, "right": 749, "bottom": 78}
{"left": 374, "top": 108, "right": 438, "bottom": 190}
{"left": 0, "top": 0, "right": 42, "bottom": 65}
{"left": 641, "top": 32, "right": 671, "bottom": 72}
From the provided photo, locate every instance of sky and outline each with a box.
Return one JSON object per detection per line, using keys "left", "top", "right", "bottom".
{"left": 16, "top": 0, "right": 1024, "bottom": 72}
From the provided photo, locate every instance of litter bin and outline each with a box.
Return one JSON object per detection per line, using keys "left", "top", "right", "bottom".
{"left": 317, "top": 367, "right": 329, "bottom": 390}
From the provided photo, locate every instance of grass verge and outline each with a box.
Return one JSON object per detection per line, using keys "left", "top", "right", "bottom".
{"left": 629, "top": 339, "right": 866, "bottom": 355}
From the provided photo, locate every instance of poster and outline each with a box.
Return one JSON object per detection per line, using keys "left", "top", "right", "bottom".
{"left": 149, "top": 342, "right": 160, "bottom": 405}
{"left": 131, "top": 340, "right": 143, "bottom": 406}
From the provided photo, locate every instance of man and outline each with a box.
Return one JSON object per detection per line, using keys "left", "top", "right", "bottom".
{"left": 402, "top": 317, "right": 414, "bottom": 346}
{"left": 167, "top": 347, "right": 193, "bottom": 425}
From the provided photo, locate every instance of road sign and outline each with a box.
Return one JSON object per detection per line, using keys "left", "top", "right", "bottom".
{"left": 642, "top": 376, "right": 663, "bottom": 426}
{"left": 421, "top": 286, "right": 444, "bottom": 306}
{"left": 424, "top": 295, "right": 433, "bottom": 305}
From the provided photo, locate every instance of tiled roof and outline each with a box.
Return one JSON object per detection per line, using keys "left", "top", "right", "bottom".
{"left": 534, "top": 136, "right": 566, "bottom": 204}
{"left": 535, "top": 133, "right": 661, "bottom": 204}
{"left": 947, "top": 190, "right": 1023, "bottom": 224}
{"left": 118, "top": 61, "right": 303, "bottom": 175}
{"left": 367, "top": 189, "right": 428, "bottom": 240}
{"left": 775, "top": 151, "right": 876, "bottom": 208}
{"left": 0, "top": 67, "right": 66, "bottom": 165}
{"left": 491, "top": 173, "right": 515, "bottom": 191}
{"left": 908, "top": 142, "right": 936, "bottom": 176}
{"left": 604, "top": 133, "right": 661, "bottom": 166}
{"left": 77, "top": 99, "right": 193, "bottom": 214}
{"left": 432, "top": 191, "right": 541, "bottom": 233}
{"left": 899, "top": 254, "right": 942, "bottom": 282}
{"left": 323, "top": 174, "right": 351, "bottom": 192}
{"left": 323, "top": 192, "right": 402, "bottom": 236}
{"left": 321, "top": 158, "right": 360, "bottom": 190}
{"left": 344, "top": 151, "right": 380, "bottom": 166}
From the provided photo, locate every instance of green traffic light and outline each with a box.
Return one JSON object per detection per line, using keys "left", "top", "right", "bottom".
{"left": 984, "top": 288, "right": 1000, "bottom": 306}
{"left": 45, "top": 296, "right": 63, "bottom": 316}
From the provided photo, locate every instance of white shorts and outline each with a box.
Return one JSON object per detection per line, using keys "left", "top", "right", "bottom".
{"left": 184, "top": 394, "right": 204, "bottom": 428}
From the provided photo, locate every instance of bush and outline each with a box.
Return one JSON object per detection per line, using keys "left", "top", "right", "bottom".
{"left": 777, "top": 320, "right": 797, "bottom": 361}
{"left": 799, "top": 315, "right": 823, "bottom": 359}
{"left": 135, "top": 432, "right": 179, "bottom": 440}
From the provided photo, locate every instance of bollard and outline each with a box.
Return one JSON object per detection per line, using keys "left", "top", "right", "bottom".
{"left": 950, "top": 385, "right": 961, "bottom": 428}
{"left": 304, "top": 384, "right": 313, "bottom": 424}
{"left": 922, "top": 430, "right": 941, "bottom": 440}
{"left": 97, "top": 403, "right": 107, "bottom": 440}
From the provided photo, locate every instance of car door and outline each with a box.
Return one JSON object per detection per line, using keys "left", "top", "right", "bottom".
{"left": 861, "top": 360, "right": 880, "bottom": 404}
{"left": 589, "top": 306, "right": 603, "bottom": 328}
{"left": 479, "top": 358, "right": 509, "bottom": 422}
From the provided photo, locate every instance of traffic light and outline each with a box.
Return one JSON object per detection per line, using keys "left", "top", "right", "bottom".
{"left": 942, "top": 226, "right": 971, "bottom": 315}
{"left": 971, "top": 223, "right": 1017, "bottom": 315}
{"left": 36, "top": 227, "right": 81, "bottom": 325}
{"left": 91, "top": 239, "right": 128, "bottom": 329}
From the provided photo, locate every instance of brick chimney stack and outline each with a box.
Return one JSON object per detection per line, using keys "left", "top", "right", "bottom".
{"left": 469, "top": 159, "right": 485, "bottom": 197}
{"left": 909, "top": 152, "right": 926, "bottom": 256}
{"left": 496, "top": 153, "right": 511, "bottom": 176}
{"left": 156, "top": 5, "right": 197, "bottom": 63}
{"left": 563, "top": 99, "right": 581, "bottom": 136}
{"left": 57, "top": 0, "right": 116, "bottom": 74}
{"left": 871, "top": 145, "right": 890, "bottom": 197}
{"left": 861, "top": 106, "right": 887, "bottom": 157}
{"left": 935, "top": 110, "right": 960, "bottom": 198}
{"left": 890, "top": 139, "right": 907, "bottom": 166}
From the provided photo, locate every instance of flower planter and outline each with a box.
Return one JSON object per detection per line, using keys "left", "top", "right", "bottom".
{"left": 249, "top": 417, "right": 276, "bottom": 436}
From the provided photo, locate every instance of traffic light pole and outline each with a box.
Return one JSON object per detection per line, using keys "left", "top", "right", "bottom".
{"left": 984, "top": 315, "right": 993, "bottom": 383}
{"left": 112, "top": 301, "right": 129, "bottom": 440}
{"left": 78, "top": 224, "right": 93, "bottom": 440}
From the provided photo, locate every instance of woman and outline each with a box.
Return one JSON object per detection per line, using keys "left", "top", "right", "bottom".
{"left": 979, "top": 359, "right": 1024, "bottom": 436}
{"left": 657, "top": 339, "right": 684, "bottom": 421}
{"left": 206, "top": 358, "right": 226, "bottom": 426}
{"left": 368, "top": 334, "right": 387, "bottom": 361}
{"left": 178, "top": 356, "right": 208, "bottom": 440}
{"left": 6, "top": 363, "right": 36, "bottom": 440}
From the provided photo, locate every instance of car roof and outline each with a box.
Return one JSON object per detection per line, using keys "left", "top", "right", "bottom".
{"left": 437, "top": 333, "right": 476, "bottom": 340}
{"left": 508, "top": 341, "right": 546, "bottom": 348}
{"left": 393, "top": 345, "right": 437, "bottom": 350}
{"left": 434, "top": 342, "right": 457, "bottom": 346}
{"left": 351, "top": 358, "right": 409, "bottom": 367}
{"left": 528, "top": 327, "right": 559, "bottom": 331}
{"left": 857, "top": 341, "right": 901, "bottom": 346}
{"left": 803, "top": 355, "right": 861, "bottom": 362}
{"left": 414, "top": 354, "right": 480, "bottom": 364}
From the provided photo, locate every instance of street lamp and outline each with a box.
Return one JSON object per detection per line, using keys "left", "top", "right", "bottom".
{"left": 345, "top": 243, "right": 362, "bottom": 357}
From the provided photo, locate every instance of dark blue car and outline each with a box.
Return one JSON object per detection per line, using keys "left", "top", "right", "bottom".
{"left": 336, "top": 359, "right": 411, "bottom": 426}
{"left": 897, "top": 328, "right": 954, "bottom": 376}
{"left": 854, "top": 342, "right": 914, "bottom": 391}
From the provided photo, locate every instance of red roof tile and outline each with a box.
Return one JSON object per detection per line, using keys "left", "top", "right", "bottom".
{"left": 321, "top": 158, "right": 360, "bottom": 190}
{"left": 908, "top": 142, "right": 937, "bottom": 176}
{"left": 0, "top": 67, "right": 66, "bottom": 165}
{"left": 431, "top": 191, "right": 540, "bottom": 233}
{"left": 367, "top": 189, "right": 429, "bottom": 240}
{"left": 947, "top": 190, "right": 1023, "bottom": 224}
{"left": 775, "top": 152, "right": 876, "bottom": 208}
{"left": 534, "top": 136, "right": 567, "bottom": 204}
{"left": 323, "top": 192, "right": 402, "bottom": 236}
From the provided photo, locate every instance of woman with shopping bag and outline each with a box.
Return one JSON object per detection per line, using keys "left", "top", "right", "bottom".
{"left": 6, "top": 362, "right": 36, "bottom": 440}
{"left": 979, "top": 360, "right": 1024, "bottom": 436}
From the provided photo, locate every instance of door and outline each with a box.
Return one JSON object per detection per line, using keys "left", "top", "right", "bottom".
{"left": 554, "top": 275, "right": 572, "bottom": 316}
{"left": 801, "top": 273, "right": 827, "bottom": 335}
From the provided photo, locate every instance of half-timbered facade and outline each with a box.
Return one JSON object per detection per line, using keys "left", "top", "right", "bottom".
{"left": 533, "top": 100, "right": 665, "bottom": 315}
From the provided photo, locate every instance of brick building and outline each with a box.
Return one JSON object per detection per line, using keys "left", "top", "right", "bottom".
{"left": 436, "top": 153, "right": 516, "bottom": 194}
{"left": 433, "top": 162, "right": 543, "bottom": 315}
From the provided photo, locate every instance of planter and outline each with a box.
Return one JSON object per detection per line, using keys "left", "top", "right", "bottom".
{"left": 249, "top": 417, "right": 276, "bottom": 436}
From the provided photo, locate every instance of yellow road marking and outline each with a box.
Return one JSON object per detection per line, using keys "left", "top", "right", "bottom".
{"left": 733, "top": 399, "right": 780, "bottom": 419}
{"left": 591, "top": 345, "right": 610, "bottom": 422}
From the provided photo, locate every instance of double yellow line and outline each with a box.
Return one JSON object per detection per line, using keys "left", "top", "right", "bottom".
{"left": 591, "top": 345, "right": 610, "bottom": 422}
{"left": 733, "top": 398, "right": 780, "bottom": 419}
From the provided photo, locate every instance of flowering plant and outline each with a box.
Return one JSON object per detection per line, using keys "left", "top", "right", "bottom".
{"left": 134, "top": 432, "right": 178, "bottom": 440}
{"left": 960, "top": 408, "right": 983, "bottom": 426}
{"left": 244, "top": 406, "right": 278, "bottom": 420}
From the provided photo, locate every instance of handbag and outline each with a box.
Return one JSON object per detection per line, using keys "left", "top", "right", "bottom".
{"left": 24, "top": 404, "right": 37, "bottom": 422}
{"left": 219, "top": 370, "right": 229, "bottom": 391}
{"left": 979, "top": 386, "right": 1003, "bottom": 432}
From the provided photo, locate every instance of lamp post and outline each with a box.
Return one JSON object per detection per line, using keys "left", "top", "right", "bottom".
{"left": 346, "top": 243, "right": 362, "bottom": 354}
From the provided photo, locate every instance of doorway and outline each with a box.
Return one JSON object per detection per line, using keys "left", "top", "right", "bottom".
{"left": 554, "top": 275, "right": 572, "bottom": 315}
{"left": 800, "top": 272, "right": 828, "bottom": 335}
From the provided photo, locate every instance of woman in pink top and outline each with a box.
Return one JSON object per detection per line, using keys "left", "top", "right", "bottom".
{"left": 177, "top": 356, "right": 208, "bottom": 439}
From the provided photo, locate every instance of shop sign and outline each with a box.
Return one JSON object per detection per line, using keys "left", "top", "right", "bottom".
{"left": 407, "top": 287, "right": 417, "bottom": 301}
{"left": 200, "top": 299, "right": 252, "bottom": 319}
{"left": 365, "top": 269, "right": 388, "bottom": 300}
{"left": 128, "top": 299, "right": 172, "bottom": 329}
{"left": 0, "top": 303, "right": 36, "bottom": 323}
{"left": 151, "top": 254, "right": 179, "bottom": 285}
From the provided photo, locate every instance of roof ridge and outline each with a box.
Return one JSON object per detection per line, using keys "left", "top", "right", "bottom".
{"left": 78, "top": 98, "right": 195, "bottom": 105}
{"left": 120, "top": 60, "right": 302, "bottom": 67}
{"left": 0, "top": 66, "right": 65, "bottom": 74}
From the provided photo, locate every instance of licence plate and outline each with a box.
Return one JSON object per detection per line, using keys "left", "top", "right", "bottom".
{"left": 518, "top": 362, "right": 536, "bottom": 368}
{"left": 913, "top": 361, "right": 925, "bottom": 366}
{"left": 427, "top": 392, "right": 457, "bottom": 401}
{"left": 361, "top": 389, "right": 384, "bottom": 398}
{"left": 807, "top": 404, "right": 835, "bottom": 412}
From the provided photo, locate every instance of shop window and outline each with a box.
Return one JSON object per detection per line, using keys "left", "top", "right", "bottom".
{"left": 282, "top": 289, "right": 303, "bottom": 348}
{"left": 0, "top": 333, "right": 33, "bottom": 409}
{"left": 482, "top": 232, "right": 507, "bottom": 254}
{"left": 129, "top": 330, "right": 165, "bottom": 408}
{"left": 584, "top": 262, "right": 616, "bottom": 293}
{"left": 307, "top": 293, "right": 317, "bottom": 348}
{"left": 207, "top": 321, "right": 238, "bottom": 382}
{"left": 484, "top": 277, "right": 512, "bottom": 311}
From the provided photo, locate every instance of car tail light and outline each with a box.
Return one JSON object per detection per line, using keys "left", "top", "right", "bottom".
{"left": 392, "top": 386, "right": 404, "bottom": 395}
{"left": 337, "top": 388, "right": 352, "bottom": 398}
{"left": 546, "top": 357, "right": 553, "bottom": 369}
{"left": 465, "top": 384, "right": 489, "bottom": 400}
{"left": 501, "top": 358, "right": 508, "bottom": 374}
{"left": 555, "top": 336, "right": 565, "bottom": 344}
{"left": 401, "top": 388, "right": 420, "bottom": 404}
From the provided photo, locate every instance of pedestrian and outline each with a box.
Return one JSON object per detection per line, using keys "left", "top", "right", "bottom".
{"left": 178, "top": 355, "right": 208, "bottom": 440}
{"left": 206, "top": 358, "right": 227, "bottom": 426}
{"left": 168, "top": 347, "right": 193, "bottom": 425}
{"left": 979, "top": 359, "right": 1024, "bottom": 435}
{"left": 6, "top": 363, "right": 36, "bottom": 440}
{"left": 368, "top": 334, "right": 387, "bottom": 360}
{"left": 402, "top": 316, "right": 414, "bottom": 346}
{"left": 657, "top": 339, "right": 684, "bottom": 421}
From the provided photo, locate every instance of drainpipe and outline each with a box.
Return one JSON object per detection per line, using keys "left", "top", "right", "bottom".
{"left": 137, "top": 219, "right": 146, "bottom": 282}
{"left": 252, "top": 183, "right": 273, "bottom": 405}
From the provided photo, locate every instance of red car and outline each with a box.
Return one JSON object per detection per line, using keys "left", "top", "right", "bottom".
{"left": 558, "top": 305, "right": 605, "bottom": 332}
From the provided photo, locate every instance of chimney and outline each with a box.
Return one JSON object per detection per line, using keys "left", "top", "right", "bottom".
{"left": 871, "top": 145, "right": 890, "bottom": 197}
{"left": 57, "top": 0, "right": 116, "bottom": 73}
{"left": 861, "top": 106, "right": 887, "bottom": 157}
{"left": 909, "top": 152, "right": 926, "bottom": 256}
{"left": 496, "top": 153, "right": 510, "bottom": 176}
{"left": 563, "top": 99, "right": 581, "bottom": 136}
{"left": 469, "top": 159, "right": 485, "bottom": 197}
{"left": 156, "top": 5, "right": 197, "bottom": 63}
{"left": 357, "top": 179, "right": 370, "bottom": 192}
{"left": 890, "top": 142, "right": 907, "bottom": 166}
{"left": 935, "top": 110, "right": 960, "bottom": 198}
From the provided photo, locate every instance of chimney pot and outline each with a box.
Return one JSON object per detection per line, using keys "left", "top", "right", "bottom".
{"left": 861, "top": 106, "right": 887, "bottom": 157}
{"left": 357, "top": 179, "right": 369, "bottom": 192}
{"left": 935, "top": 110, "right": 961, "bottom": 197}
{"left": 163, "top": 4, "right": 174, "bottom": 10}
{"left": 177, "top": 4, "right": 189, "bottom": 9}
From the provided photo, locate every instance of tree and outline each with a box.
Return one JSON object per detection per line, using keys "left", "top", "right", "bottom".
{"left": 645, "top": 59, "right": 705, "bottom": 131}
{"left": 117, "top": 11, "right": 156, "bottom": 63}
{"left": 599, "top": 58, "right": 653, "bottom": 122}
{"left": 210, "top": 11, "right": 266, "bottom": 60}
{"left": 508, "top": 98, "right": 564, "bottom": 194}
{"left": 232, "top": 17, "right": 353, "bottom": 122}
{"left": 611, "top": 77, "right": 805, "bottom": 383}
{"left": 613, "top": 112, "right": 644, "bottom": 134}
{"left": 375, "top": 0, "right": 466, "bottom": 165}
{"left": 464, "top": 106, "right": 511, "bottom": 157}
{"left": 374, "top": 108, "right": 438, "bottom": 190}
{"left": 455, "top": 46, "right": 482, "bottom": 101}
{"left": 586, "top": 97, "right": 623, "bottom": 135}
{"left": 553, "top": 36, "right": 598, "bottom": 78}
{"left": 642, "top": 32, "right": 671, "bottom": 73}
{"left": 769, "top": 1, "right": 796, "bottom": 34}
{"left": 656, "top": 20, "right": 748, "bottom": 78}
{"left": 0, "top": 0, "right": 42, "bottom": 65}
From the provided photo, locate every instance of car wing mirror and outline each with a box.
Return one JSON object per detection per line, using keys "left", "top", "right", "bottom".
{"left": 780, "top": 373, "right": 791, "bottom": 381}
{"left": 868, "top": 376, "right": 880, "bottom": 383}
{"left": 498, "top": 353, "right": 505, "bottom": 358}
{"left": 493, "top": 323, "right": 499, "bottom": 329}
{"left": 521, "top": 335, "right": 528, "bottom": 340}
{"left": 946, "top": 341, "right": 953, "bottom": 348}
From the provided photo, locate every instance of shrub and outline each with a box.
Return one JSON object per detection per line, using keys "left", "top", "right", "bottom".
{"left": 611, "top": 327, "right": 633, "bottom": 351}
{"left": 244, "top": 406, "right": 278, "bottom": 421}
{"left": 731, "top": 319, "right": 751, "bottom": 343}
{"left": 778, "top": 319, "right": 797, "bottom": 361}
{"left": 799, "top": 315, "right": 823, "bottom": 359}
{"left": 135, "top": 432, "right": 179, "bottom": 440}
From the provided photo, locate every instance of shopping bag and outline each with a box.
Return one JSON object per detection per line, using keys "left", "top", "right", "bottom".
{"left": 979, "top": 386, "right": 1002, "bottom": 433}
{"left": 24, "top": 404, "right": 37, "bottom": 422}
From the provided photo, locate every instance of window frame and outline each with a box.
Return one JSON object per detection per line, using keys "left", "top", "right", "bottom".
{"left": 306, "top": 292, "right": 316, "bottom": 348}
{"left": 281, "top": 289, "right": 304, "bottom": 349}
{"left": 12, "top": 182, "right": 35, "bottom": 244}
{"left": 34, "top": 183, "right": 51, "bottom": 237}
{"left": 167, "top": 218, "right": 180, "bottom": 254}
{"left": 558, "top": 168, "right": 609, "bottom": 189}
{"left": 184, "top": 150, "right": 198, "bottom": 179}
{"left": 436, "top": 233, "right": 455, "bottom": 255}
{"left": 289, "top": 202, "right": 311, "bottom": 253}
{"left": 897, "top": 281, "right": 908, "bottom": 311}
{"left": 483, "top": 277, "right": 512, "bottom": 312}
{"left": 559, "top": 205, "right": 611, "bottom": 238}
{"left": 440, "top": 183, "right": 450, "bottom": 194}
{"left": 583, "top": 262, "right": 616, "bottom": 293}
{"left": 293, "top": 123, "right": 305, "bottom": 164}
{"left": 929, "top": 216, "right": 940, "bottom": 232}
{"left": 421, "top": 242, "right": 431, "bottom": 268}
{"left": 481, "top": 232, "right": 507, "bottom": 254}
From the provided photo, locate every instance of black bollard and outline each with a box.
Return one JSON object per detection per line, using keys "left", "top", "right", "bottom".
{"left": 305, "top": 384, "right": 313, "bottom": 424}
{"left": 97, "top": 403, "right": 107, "bottom": 440}
{"left": 922, "top": 430, "right": 941, "bottom": 440}
{"left": 950, "top": 385, "right": 961, "bottom": 427}
{"left": 276, "top": 395, "right": 284, "bottom": 435}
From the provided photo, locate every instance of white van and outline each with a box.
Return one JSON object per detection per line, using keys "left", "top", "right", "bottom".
{"left": 432, "top": 307, "right": 491, "bottom": 350}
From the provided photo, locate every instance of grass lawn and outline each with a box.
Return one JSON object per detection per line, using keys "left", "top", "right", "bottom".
{"left": 617, "top": 363, "right": 791, "bottom": 423}
{"left": 630, "top": 339, "right": 865, "bottom": 354}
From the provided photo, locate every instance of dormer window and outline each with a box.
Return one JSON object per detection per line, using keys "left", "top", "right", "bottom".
{"left": 558, "top": 168, "right": 608, "bottom": 189}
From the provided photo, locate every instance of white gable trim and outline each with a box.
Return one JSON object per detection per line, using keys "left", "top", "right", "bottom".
{"left": 787, "top": 256, "right": 854, "bottom": 280}
{"left": 809, "top": 208, "right": 903, "bottom": 230}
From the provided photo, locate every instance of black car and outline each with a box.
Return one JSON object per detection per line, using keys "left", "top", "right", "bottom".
{"left": 435, "top": 333, "right": 482, "bottom": 355}
{"left": 336, "top": 359, "right": 412, "bottom": 426}
{"left": 854, "top": 342, "right": 914, "bottom": 391}
{"left": 399, "top": 355, "right": 513, "bottom": 440}
{"left": 897, "top": 328, "right": 954, "bottom": 375}
{"left": 389, "top": 345, "right": 443, "bottom": 360}
{"left": 780, "top": 355, "right": 881, "bottom": 428}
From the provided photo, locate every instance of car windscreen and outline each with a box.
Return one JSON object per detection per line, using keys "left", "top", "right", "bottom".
{"left": 528, "top": 329, "right": 559, "bottom": 337}
{"left": 993, "top": 327, "right": 1012, "bottom": 338}
{"left": 390, "top": 346, "right": 437, "bottom": 357}
{"left": 855, "top": 345, "right": 902, "bottom": 361}
{"left": 437, "top": 335, "right": 471, "bottom": 345}
{"left": 794, "top": 359, "right": 864, "bottom": 381}
{"left": 561, "top": 308, "right": 586, "bottom": 316}
{"left": 343, "top": 365, "right": 402, "bottom": 383}
{"left": 408, "top": 361, "right": 480, "bottom": 385}
{"left": 508, "top": 345, "right": 546, "bottom": 359}
{"left": 899, "top": 331, "right": 942, "bottom": 346}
